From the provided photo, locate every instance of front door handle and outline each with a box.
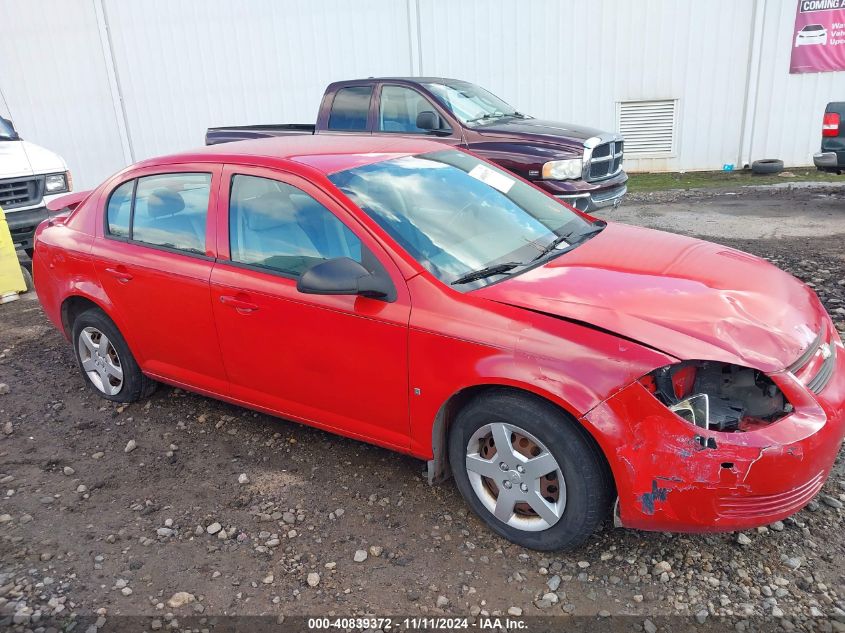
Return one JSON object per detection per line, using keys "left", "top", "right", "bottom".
{"left": 104, "top": 266, "right": 133, "bottom": 283}
{"left": 219, "top": 295, "right": 259, "bottom": 313}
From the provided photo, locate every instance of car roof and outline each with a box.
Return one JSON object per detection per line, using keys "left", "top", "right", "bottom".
{"left": 337, "top": 77, "right": 469, "bottom": 84}
{"left": 132, "top": 135, "right": 451, "bottom": 175}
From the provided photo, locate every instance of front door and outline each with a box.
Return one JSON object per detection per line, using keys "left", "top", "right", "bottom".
{"left": 209, "top": 166, "right": 412, "bottom": 450}
{"left": 372, "top": 84, "right": 464, "bottom": 147}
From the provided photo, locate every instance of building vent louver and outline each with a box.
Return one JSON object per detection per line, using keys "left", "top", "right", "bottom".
{"left": 617, "top": 99, "right": 677, "bottom": 156}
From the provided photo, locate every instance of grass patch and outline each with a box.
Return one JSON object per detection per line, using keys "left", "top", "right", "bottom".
{"left": 627, "top": 168, "right": 842, "bottom": 193}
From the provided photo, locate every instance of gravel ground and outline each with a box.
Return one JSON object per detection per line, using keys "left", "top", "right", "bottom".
{"left": 0, "top": 184, "right": 844, "bottom": 632}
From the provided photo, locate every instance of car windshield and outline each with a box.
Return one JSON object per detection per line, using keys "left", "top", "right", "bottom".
{"left": 424, "top": 82, "right": 523, "bottom": 126}
{"left": 329, "top": 150, "right": 598, "bottom": 289}
{"left": 0, "top": 117, "right": 18, "bottom": 141}
{"left": 803, "top": 24, "right": 824, "bottom": 31}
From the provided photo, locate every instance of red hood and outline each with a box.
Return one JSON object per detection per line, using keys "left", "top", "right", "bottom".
{"left": 475, "top": 222, "right": 824, "bottom": 373}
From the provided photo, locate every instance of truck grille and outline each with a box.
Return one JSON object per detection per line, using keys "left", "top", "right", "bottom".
{"left": 587, "top": 141, "right": 624, "bottom": 181}
{"left": 0, "top": 176, "right": 43, "bottom": 210}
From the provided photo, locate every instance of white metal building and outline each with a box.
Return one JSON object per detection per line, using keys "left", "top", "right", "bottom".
{"left": 1, "top": 0, "right": 842, "bottom": 189}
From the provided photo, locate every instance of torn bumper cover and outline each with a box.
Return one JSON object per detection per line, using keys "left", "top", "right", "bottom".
{"left": 582, "top": 334, "right": 845, "bottom": 532}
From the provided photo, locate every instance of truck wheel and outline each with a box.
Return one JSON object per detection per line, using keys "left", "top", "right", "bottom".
{"left": 751, "top": 159, "right": 784, "bottom": 175}
{"left": 448, "top": 390, "right": 612, "bottom": 551}
{"left": 71, "top": 308, "right": 156, "bottom": 403}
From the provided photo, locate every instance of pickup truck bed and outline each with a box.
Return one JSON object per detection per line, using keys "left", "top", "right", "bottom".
{"left": 206, "top": 123, "right": 315, "bottom": 145}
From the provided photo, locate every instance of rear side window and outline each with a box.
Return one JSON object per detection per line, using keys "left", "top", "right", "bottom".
{"left": 104, "top": 172, "right": 211, "bottom": 254}
{"left": 328, "top": 86, "right": 373, "bottom": 131}
{"left": 106, "top": 180, "right": 134, "bottom": 238}
{"left": 229, "top": 174, "right": 362, "bottom": 277}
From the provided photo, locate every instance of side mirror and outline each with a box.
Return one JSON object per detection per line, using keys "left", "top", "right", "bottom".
{"left": 416, "top": 111, "right": 451, "bottom": 136}
{"left": 297, "top": 257, "right": 394, "bottom": 301}
{"left": 416, "top": 111, "right": 438, "bottom": 131}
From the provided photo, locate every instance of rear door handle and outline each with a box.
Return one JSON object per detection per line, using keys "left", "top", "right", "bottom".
{"left": 219, "top": 295, "right": 259, "bottom": 313}
{"left": 104, "top": 266, "right": 133, "bottom": 283}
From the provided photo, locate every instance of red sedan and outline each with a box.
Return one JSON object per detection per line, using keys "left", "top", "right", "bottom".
{"left": 34, "top": 136, "right": 845, "bottom": 550}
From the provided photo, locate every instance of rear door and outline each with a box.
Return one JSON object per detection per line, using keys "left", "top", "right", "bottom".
{"left": 91, "top": 164, "right": 228, "bottom": 391}
{"left": 208, "top": 165, "right": 412, "bottom": 450}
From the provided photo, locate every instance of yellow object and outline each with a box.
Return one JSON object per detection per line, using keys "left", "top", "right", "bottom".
{"left": 0, "top": 206, "right": 27, "bottom": 301}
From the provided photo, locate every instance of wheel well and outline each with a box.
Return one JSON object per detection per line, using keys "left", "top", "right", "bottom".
{"left": 427, "top": 385, "right": 615, "bottom": 495}
{"left": 61, "top": 296, "right": 101, "bottom": 337}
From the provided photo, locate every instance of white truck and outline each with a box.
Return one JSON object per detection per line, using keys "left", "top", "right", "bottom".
{"left": 0, "top": 115, "right": 71, "bottom": 257}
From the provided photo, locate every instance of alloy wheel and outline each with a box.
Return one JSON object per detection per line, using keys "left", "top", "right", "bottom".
{"left": 465, "top": 422, "right": 565, "bottom": 531}
{"left": 77, "top": 326, "right": 124, "bottom": 396}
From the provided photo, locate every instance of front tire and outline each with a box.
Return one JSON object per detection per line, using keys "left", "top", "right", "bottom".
{"left": 71, "top": 308, "right": 156, "bottom": 403}
{"left": 448, "top": 390, "right": 612, "bottom": 551}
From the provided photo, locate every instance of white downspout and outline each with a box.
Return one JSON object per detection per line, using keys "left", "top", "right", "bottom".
{"left": 93, "top": 0, "right": 134, "bottom": 165}
{"left": 739, "top": 0, "right": 767, "bottom": 169}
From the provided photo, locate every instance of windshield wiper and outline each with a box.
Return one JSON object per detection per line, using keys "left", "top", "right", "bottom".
{"left": 451, "top": 261, "right": 522, "bottom": 285}
{"left": 531, "top": 222, "right": 606, "bottom": 262}
{"left": 466, "top": 112, "right": 508, "bottom": 124}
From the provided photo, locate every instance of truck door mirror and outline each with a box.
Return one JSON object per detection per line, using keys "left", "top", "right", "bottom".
{"left": 416, "top": 111, "right": 438, "bottom": 130}
{"left": 416, "top": 111, "right": 452, "bottom": 136}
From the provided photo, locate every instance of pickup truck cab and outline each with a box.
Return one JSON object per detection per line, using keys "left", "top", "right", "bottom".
{"left": 207, "top": 78, "right": 627, "bottom": 211}
{"left": 814, "top": 102, "right": 844, "bottom": 174}
{"left": 0, "top": 116, "right": 72, "bottom": 256}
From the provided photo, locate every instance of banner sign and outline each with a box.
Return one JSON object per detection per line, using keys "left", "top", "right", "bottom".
{"left": 790, "top": 0, "right": 845, "bottom": 73}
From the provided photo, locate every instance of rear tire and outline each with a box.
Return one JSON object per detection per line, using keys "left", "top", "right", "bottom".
{"left": 71, "top": 308, "right": 156, "bottom": 403}
{"left": 448, "top": 390, "right": 611, "bottom": 551}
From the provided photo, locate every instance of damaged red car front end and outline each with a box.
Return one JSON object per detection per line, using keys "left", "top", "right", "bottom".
{"left": 585, "top": 330, "right": 844, "bottom": 531}
{"left": 479, "top": 221, "right": 845, "bottom": 533}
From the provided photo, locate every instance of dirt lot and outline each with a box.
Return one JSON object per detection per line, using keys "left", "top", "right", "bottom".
{"left": 0, "top": 184, "right": 844, "bottom": 631}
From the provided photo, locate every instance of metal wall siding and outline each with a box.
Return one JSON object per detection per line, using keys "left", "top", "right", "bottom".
{"left": 750, "top": 0, "right": 844, "bottom": 166}
{"left": 416, "top": 0, "right": 758, "bottom": 172}
{"left": 0, "top": 0, "right": 127, "bottom": 188}
{"left": 0, "top": 0, "right": 842, "bottom": 187}
{"left": 101, "top": 0, "right": 414, "bottom": 163}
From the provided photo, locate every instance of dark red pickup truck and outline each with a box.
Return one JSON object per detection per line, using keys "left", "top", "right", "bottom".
{"left": 206, "top": 78, "right": 627, "bottom": 211}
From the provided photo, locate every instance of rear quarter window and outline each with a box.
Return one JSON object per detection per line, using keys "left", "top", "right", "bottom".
{"left": 328, "top": 86, "right": 373, "bottom": 131}
{"left": 106, "top": 180, "right": 134, "bottom": 238}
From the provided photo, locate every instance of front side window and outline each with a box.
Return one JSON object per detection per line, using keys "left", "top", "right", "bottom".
{"left": 327, "top": 86, "right": 373, "bottom": 131}
{"left": 229, "top": 174, "right": 362, "bottom": 278}
{"left": 379, "top": 85, "right": 447, "bottom": 133}
{"left": 329, "top": 150, "right": 597, "bottom": 288}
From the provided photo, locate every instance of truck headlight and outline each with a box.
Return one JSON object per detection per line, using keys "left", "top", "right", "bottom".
{"left": 45, "top": 172, "right": 70, "bottom": 194}
{"left": 542, "top": 159, "right": 583, "bottom": 180}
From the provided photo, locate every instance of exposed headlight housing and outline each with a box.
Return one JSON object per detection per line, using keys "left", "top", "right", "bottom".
{"left": 44, "top": 172, "right": 70, "bottom": 194}
{"left": 639, "top": 361, "right": 791, "bottom": 433}
{"left": 542, "top": 158, "right": 583, "bottom": 180}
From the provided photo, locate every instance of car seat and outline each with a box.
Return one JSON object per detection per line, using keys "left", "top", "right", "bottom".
{"left": 133, "top": 188, "right": 206, "bottom": 251}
